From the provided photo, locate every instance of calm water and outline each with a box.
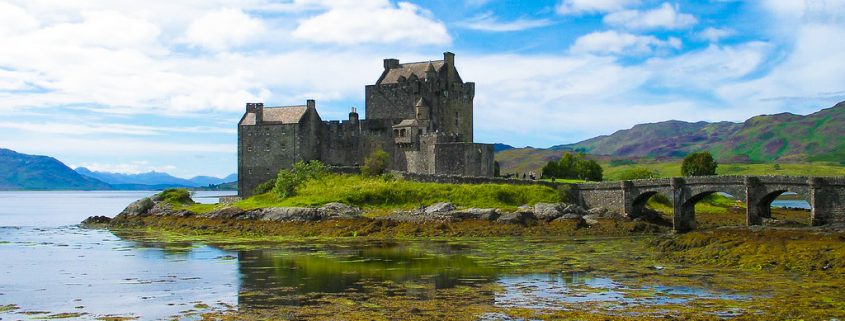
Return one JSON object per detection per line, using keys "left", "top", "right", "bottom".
{"left": 0, "top": 191, "right": 775, "bottom": 319}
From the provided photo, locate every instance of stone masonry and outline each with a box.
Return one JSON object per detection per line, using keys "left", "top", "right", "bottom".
{"left": 238, "top": 52, "right": 494, "bottom": 196}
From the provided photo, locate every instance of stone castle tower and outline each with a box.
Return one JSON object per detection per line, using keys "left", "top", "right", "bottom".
{"left": 238, "top": 52, "right": 494, "bottom": 197}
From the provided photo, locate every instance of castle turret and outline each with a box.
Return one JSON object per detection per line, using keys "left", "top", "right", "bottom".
{"left": 246, "top": 102, "right": 264, "bottom": 124}
{"left": 349, "top": 107, "right": 359, "bottom": 124}
{"left": 443, "top": 52, "right": 456, "bottom": 82}
{"left": 384, "top": 58, "right": 399, "bottom": 70}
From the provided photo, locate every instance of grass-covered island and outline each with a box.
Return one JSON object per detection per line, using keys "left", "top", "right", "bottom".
{"left": 82, "top": 167, "right": 845, "bottom": 320}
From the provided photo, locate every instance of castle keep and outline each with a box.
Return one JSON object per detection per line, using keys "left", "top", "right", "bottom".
{"left": 238, "top": 52, "right": 495, "bottom": 197}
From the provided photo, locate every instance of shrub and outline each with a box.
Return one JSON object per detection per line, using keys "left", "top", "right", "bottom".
{"left": 362, "top": 148, "right": 390, "bottom": 177}
{"left": 616, "top": 167, "right": 659, "bottom": 180}
{"left": 158, "top": 188, "right": 193, "bottom": 204}
{"left": 253, "top": 179, "right": 276, "bottom": 195}
{"left": 681, "top": 151, "right": 718, "bottom": 176}
{"left": 273, "top": 160, "right": 328, "bottom": 199}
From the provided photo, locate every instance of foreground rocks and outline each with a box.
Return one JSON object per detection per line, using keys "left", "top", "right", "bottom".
{"left": 88, "top": 192, "right": 642, "bottom": 227}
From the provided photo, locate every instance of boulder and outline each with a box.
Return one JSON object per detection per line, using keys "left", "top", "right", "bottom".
{"left": 582, "top": 214, "right": 601, "bottom": 225}
{"left": 201, "top": 206, "right": 245, "bottom": 219}
{"left": 80, "top": 215, "right": 111, "bottom": 227}
{"left": 425, "top": 202, "right": 455, "bottom": 214}
{"left": 454, "top": 208, "right": 499, "bottom": 221}
{"left": 555, "top": 213, "right": 584, "bottom": 221}
{"left": 147, "top": 202, "right": 175, "bottom": 216}
{"left": 562, "top": 204, "right": 587, "bottom": 216}
{"left": 587, "top": 207, "right": 608, "bottom": 217}
{"left": 319, "top": 202, "right": 363, "bottom": 219}
{"left": 496, "top": 211, "right": 537, "bottom": 225}
{"left": 533, "top": 203, "right": 564, "bottom": 221}
{"left": 257, "top": 207, "right": 322, "bottom": 222}
{"left": 118, "top": 197, "right": 155, "bottom": 217}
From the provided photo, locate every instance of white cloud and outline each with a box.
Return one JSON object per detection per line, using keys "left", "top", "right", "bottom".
{"left": 292, "top": 0, "right": 450, "bottom": 45}
{"left": 696, "top": 27, "right": 734, "bottom": 42}
{"left": 0, "top": 2, "right": 38, "bottom": 37}
{"left": 570, "top": 30, "right": 681, "bottom": 55}
{"left": 459, "top": 12, "right": 553, "bottom": 32}
{"left": 183, "top": 8, "right": 265, "bottom": 51}
{"left": 603, "top": 2, "right": 697, "bottom": 30}
{"left": 556, "top": 0, "right": 639, "bottom": 15}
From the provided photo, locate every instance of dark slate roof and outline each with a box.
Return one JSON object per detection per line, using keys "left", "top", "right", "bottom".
{"left": 379, "top": 60, "right": 445, "bottom": 84}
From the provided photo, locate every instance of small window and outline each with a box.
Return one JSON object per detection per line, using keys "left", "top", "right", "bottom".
{"left": 246, "top": 145, "right": 253, "bottom": 152}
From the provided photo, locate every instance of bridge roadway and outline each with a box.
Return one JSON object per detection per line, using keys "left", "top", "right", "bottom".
{"left": 572, "top": 176, "right": 845, "bottom": 232}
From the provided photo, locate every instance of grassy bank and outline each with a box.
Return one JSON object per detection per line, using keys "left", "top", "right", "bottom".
{"left": 185, "top": 174, "right": 564, "bottom": 215}
{"left": 604, "top": 161, "right": 845, "bottom": 180}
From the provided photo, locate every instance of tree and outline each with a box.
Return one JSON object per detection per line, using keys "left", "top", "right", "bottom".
{"left": 541, "top": 152, "right": 603, "bottom": 181}
{"left": 681, "top": 151, "right": 718, "bottom": 176}
{"left": 362, "top": 148, "right": 390, "bottom": 177}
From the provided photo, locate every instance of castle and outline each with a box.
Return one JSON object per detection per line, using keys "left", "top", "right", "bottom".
{"left": 237, "top": 52, "right": 495, "bottom": 197}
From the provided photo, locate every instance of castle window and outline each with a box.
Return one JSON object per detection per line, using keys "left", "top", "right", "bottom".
{"left": 264, "top": 145, "right": 271, "bottom": 152}
{"left": 400, "top": 129, "right": 406, "bottom": 137}
{"left": 247, "top": 145, "right": 253, "bottom": 152}
{"left": 455, "top": 112, "right": 459, "bottom": 126}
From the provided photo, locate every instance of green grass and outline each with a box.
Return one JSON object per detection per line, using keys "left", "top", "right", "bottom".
{"left": 186, "top": 174, "right": 563, "bottom": 214}
{"left": 603, "top": 161, "right": 845, "bottom": 181}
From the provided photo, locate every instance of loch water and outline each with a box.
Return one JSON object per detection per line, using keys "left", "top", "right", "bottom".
{"left": 0, "top": 191, "right": 827, "bottom": 320}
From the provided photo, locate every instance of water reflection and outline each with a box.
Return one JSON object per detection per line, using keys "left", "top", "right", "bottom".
{"left": 237, "top": 242, "right": 498, "bottom": 307}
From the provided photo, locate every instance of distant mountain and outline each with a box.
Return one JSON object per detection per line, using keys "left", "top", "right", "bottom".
{"left": 492, "top": 143, "right": 516, "bottom": 152}
{"left": 558, "top": 101, "right": 845, "bottom": 163}
{"left": 495, "top": 100, "right": 845, "bottom": 174}
{"left": 0, "top": 149, "right": 111, "bottom": 190}
{"left": 75, "top": 167, "right": 236, "bottom": 187}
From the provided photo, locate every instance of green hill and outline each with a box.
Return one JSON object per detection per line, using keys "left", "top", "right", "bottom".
{"left": 496, "top": 101, "right": 845, "bottom": 176}
{"left": 558, "top": 101, "right": 845, "bottom": 163}
{"left": 0, "top": 148, "right": 112, "bottom": 190}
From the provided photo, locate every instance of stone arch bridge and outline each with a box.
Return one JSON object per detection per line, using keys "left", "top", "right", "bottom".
{"left": 572, "top": 176, "right": 845, "bottom": 233}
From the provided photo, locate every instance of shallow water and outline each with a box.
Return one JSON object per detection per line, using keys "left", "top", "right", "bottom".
{"left": 0, "top": 191, "right": 837, "bottom": 320}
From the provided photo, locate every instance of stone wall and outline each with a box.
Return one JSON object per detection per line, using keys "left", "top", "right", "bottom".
{"left": 238, "top": 123, "right": 301, "bottom": 197}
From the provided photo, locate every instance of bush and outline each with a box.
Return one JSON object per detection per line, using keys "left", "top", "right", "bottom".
{"left": 362, "top": 148, "right": 390, "bottom": 177}
{"left": 681, "top": 151, "right": 718, "bottom": 176}
{"left": 273, "top": 160, "right": 328, "bottom": 199}
{"left": 253, "top": 179, "right": 276, "bottom": 195}
{"left": 158, "top": 188, "right": 193, "bottom": 204}
{"left": 542, "top": 152, "right": 603, "bottom": 181}
{"left": 616, "top": 167, "right": 659, "bottom": 180}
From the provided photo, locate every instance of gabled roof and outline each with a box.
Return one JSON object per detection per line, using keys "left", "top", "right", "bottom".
{"left": 378, "top": 60, "right": 445, "bottom": 84}
{"left": 263, "top": 106, "right": 308, "bottom": 124}
{"left": 393, "top": 119, "right": 420, "bottom": 128}
{"left": 239, "top": 105, "right": 309, "bottom": 126}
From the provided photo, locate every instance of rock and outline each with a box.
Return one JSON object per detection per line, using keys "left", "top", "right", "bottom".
{"left": 257, "top": 207, "right": 322, "bottom": 222}
{"left": 201, "top": 206, "right": 245, "bottom": 219}
{"left": 534, "top": 203, "right": 564, "bottom": 221}
{"left": 425, "top": 202, "right": 455, "bottom": 214}
{"left": 517, "top": 205, "right": 533, "bottom": 213}
{"left": 496, "top": 211, "right": 537, "bottom": 225}
{"left": 454, "top": 208, "right": 499, "bottom": 221}
{"left": 319, "top": 202, "right": 362, "bottom": 219}
{"left": 118, "top": 197, "right": 155, "bottom": 217}
{"left": 80, "top": 215, "right": 111, "bottom": 227}
{"left": 582, "top": 214, "right": 600, "bottom": 225}
{"left": 587, "top": 207, "right": 608, "bottom": 217}
{"left": 555, "top": 213, "right": 583, "bottom": 221}
{"left": 147, "top": 202, "right": 175, "bottom": 216}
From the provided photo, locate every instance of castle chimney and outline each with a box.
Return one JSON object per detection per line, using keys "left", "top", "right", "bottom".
{"left": 384, "top": 58, "right": 400, "bottom": 70}
{"left": 349, "top": 107, "right": 359, "bottom": 124}
{"left": 443, "top": 52, "right": 455, "bottom": 81}
{"left": 306, "top": 99, "right": 316, "bottom": 109}
{"left": 246, "top": 102, "right": 264, "bottom": 124}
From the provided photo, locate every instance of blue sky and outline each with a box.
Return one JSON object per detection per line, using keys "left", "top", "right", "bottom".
{"left": 1, "top": 0, "right": 844, "bottom": 178}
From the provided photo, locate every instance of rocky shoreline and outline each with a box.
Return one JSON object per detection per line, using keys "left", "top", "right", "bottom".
{"left": 83, "top": 191, "right": 668, "bottom": 228}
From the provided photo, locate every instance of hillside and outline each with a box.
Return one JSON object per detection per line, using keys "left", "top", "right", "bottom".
{"left": 0, "top": 148, "right": 111, "bottom": 190}
{"left": 557, "top": 101, "right": 845, "bottom": 163}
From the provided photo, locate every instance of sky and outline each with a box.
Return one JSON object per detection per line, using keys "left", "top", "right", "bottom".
{"left": 1, "top": 0, "right": 844, "bottom": 178}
